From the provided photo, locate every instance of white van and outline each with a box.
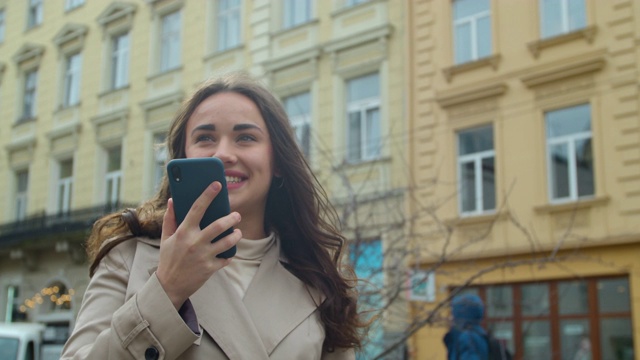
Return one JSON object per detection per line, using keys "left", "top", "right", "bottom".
{"left": 0, "top": 323, "right": 64, "bottom": 360}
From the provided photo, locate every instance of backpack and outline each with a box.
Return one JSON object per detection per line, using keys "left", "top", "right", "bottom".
{"left": 484, "top": 333, "right": 513, "bottom": 360}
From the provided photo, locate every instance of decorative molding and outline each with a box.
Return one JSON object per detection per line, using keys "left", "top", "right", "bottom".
{"left": 52, "top": 23, "right": 89, "bottom": 48}
{"left": 323, "top": 24, "right": 392, "bottom": 54}
{"left": 322, "top": 25, "right": 392, "bottom": 76}
{"left": 264, "top": 47, "right": 321, "bottom": 73}
{"left": 442, "top": 54, "right": 501, "bottom": 82}
{"left": 46, "top": 121, "right": 82, "bottom": 141}
{"left": 12, "top": 43, "right": 46, "bottom": 65}
{"left": 5, "top": 136, "right": 36, "bottom": 152}
{"left": 436, "top": 83, "right": 507, "bottom": 109}
{"left": 521, "top": 56, "right": 605, "bottom": 88}
{"left": 528, "top": 25, "right": 598, "bottom": 58}
{"left": 443, "top": 211, "right": 508, "bottom": 227}
{"left": 534, "top": 196, "right": 610, "bottom": 214}
{"left": 139, "top": 91, "right": 184, "bottom": 112}
{"left": 91, "top": 109, "right": 129, "bottom": 144}
{"left": 96, "top": 2, "right": 137, "bottom": 27}
{"left": 91, "top": 108, "right": 129, "bottom": 126}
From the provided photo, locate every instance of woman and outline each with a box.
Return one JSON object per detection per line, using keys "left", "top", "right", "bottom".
{"left": 62, "top": 73, "right": 364, "bottom": 359}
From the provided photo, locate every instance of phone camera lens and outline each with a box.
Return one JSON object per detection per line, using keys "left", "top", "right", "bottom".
{"left": 171, "top": 165, "right": 182, "bottom": 182}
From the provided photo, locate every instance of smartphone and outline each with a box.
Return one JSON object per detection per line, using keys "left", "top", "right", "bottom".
{"left": 166, "top": 157, "right": 236, "bottom": 258}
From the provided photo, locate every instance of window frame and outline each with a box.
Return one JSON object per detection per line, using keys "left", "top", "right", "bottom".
{"left": 545, "top": 103, "right": 594, "bottom": 203}
{"left": 283, "top": 91, "right": 312, "bottom": 159}
{"left": 21, "top": 69, "right": 38, "bottom": 122}
{"left": 539, "top": 0, "right": 587, "bottom": 39}
{"left": 110, "top": 32, "right": 130, "bottom": 90}
{"left": 159, "top": 10, "right": 182, "bottom": 72}
{"left": 62, "top": 52, "right": 82, "bottom": 108}
{"left": 153, "top": 133, "right": 168, "bottom": 192}
{"left": 452, "top": 0, "right": 492, "bottom": 64}
{"left": 346, "top": 73, "right": 382, "bottom": 163}
{"left": 457, "top": 125, "right": 496, "bottom": 216}
{"left": 217, "top": 0, "right": 241, "bottom": 51}
{"left": 27, "top": 0, "right": 43, "bottom": 29}
{"left": 65, "top": 0, "right": 85, "bottom": 12}
{"left": 15, "top": 170, "right": 29, "bottom": 221}
{"left": 105, "top": 146, "right": 122, "bottom": 207}
{"left": 0, "top": 9, "right": 5, "bottom": 43}
{"left": 282, "top": 0, "right": 311, "bottom": 29}
{"left": 56, "top": 158, "right": 74, "bottom": 214}
{"left": 460, "top": 276, "right": 633, "bottom": 360}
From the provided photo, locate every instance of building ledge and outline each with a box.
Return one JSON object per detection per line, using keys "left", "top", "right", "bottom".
{"left": 521, "top": 54, "right": 605, "bottom": 88}
{"left": 444, "top": 211, "right": 508, "bottom": 227}
{"left": 442, "top": 54, "right": 501, "bottom": 83}
{"left": 528, "top": 25, "right": 598, "bottom": 58}
{"left": 436, "top": 82, "right": 507, "bottom": 108}
{"left": 534, "top": 195, "right": 610, "bottom": 214}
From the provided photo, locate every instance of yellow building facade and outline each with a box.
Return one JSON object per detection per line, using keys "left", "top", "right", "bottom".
{"left": 0, "top": 0, "right": 408, "bottom": 355}
{"left": 407, "top": 0, "right": 640, "bottom": 359}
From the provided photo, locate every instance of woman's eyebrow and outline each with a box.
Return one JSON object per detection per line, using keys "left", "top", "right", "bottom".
{"left": 233, "top": 123, "right": 264, "bottom": 133}
{"left": 191, "top": 124, "right": 215, "bottom": 136}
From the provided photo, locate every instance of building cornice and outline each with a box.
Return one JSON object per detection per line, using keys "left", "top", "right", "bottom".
{"left": 436, "top": 83, "right": 508, "bottom": 109}
{"left": 521, "top": 55, "right": 606, "bottom": 88}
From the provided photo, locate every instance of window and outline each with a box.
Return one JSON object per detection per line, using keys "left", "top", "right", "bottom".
{"left": 452, "top": 0, "right": 492, "bottom": 64}
{"left": 540, "top": 0, "right": 586, "bottom": 39}
{"left": 346, "top": 0, "right": 369, "bottom": 7}
{"left": 350, "top": 239, "right": 384, "bottom": 359}
{"left": 458, "top": 126, "right": 495, "bottom": 215}
{"left": 105, "top": 146, "right": 122, "bottom": 207}
{"left": 65, "top": 0, "right": 85, "bottom": 11}
{"left": 546, "top": 104, "right": 594, "bottom": 202}
{"left": 5, "top": 285, "right": 25, "bottom": 322}
{"left": 346, "top": 73, "right": 381, "bottom": 162}
{"left": 282, "top": 0, "right": 311, "bottom": 29}
{"left": 217, "top": 0, "right": 241, "bottom": 51}
{"left": 27, "top": 0, "right": 43, "bottom": 29}
{"left": 0, "top": 9, "right": 5, "bottom": 43}
{"left": 464, "top": 277, "right": 634, "bottom": 360}
{"left": 15, "top": 170, "right": 29, "bottom": 221}
{"left": 111, "top": 33, "right": 130, "bottom": 89}
{"left": 153, "top": 133, "right": 168, "bottom": 191}
{"left": 57, "top": 159, "right": 73, "bottom": 214}
{"left": 160, "top": 11, "right": 181, "bottom": 72}
{"left": 21, "top": 70, "right": 38, "bottom": 121}
{"left": 63, "top": 53, "right": 82, "bottom": 107}
{"left": 284, "top": 92, "right": 311, "bottom": 158}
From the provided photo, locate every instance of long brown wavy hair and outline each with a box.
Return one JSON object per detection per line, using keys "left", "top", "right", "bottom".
{"left": 86, "top": 72, "right": 365, "bottom": 351}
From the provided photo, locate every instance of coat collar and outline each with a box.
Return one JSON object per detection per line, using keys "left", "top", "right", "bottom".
{"left": 185, "top": 237, "right": 323, "bottom": 359}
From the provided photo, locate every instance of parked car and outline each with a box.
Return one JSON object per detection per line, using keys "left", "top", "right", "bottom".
{"left": 0, "top": 323, "right": 64, "bottom": 360}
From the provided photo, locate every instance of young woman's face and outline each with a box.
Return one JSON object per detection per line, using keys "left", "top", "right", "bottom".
{"left": 184, "top": 92, "right": 275, "bottom": 223}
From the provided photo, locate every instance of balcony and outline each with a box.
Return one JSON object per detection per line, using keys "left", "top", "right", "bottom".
{"left": 0, "top": 203, "right": 137, "bottom": 248}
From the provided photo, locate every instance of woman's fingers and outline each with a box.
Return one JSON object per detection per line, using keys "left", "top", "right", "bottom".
{"left": 161, "top": 198, "right": 177, "bottom": 242}
{"left": 181, "top": 181, "right": 221, "bottom": 229}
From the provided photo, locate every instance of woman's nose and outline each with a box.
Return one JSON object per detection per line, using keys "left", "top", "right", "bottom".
{"left": 213, "top": 139, "right": 236, "bottom": 163}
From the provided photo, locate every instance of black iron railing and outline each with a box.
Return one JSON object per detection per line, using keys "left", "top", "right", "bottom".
{"left": 0, "top": 203, "right": 137, "bottom": 247}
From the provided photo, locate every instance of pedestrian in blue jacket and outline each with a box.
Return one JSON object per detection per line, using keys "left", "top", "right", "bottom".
{"left": 443, "top": 294, "right": 489, "bottom": 360}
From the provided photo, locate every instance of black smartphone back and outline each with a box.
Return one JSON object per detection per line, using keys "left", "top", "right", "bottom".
{"left": 166, "top": 157, "right": 236, "bottom": 258}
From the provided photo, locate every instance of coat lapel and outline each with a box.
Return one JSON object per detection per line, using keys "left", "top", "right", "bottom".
{"left": 190, "top": 269, "right": 269, "bottom": 360}
{"left": 138, "top": 236, "right": 323, "bottom": 359}
{"left": 242, "top": 239, "right": 324, "bottom": 355}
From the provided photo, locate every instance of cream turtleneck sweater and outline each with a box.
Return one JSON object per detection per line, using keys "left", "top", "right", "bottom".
{"left": 224, "top": 233, "right": 276, "bottom": 299}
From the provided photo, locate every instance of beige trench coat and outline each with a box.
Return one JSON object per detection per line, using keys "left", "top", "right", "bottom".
{"left": 61, "top": 236, "right": 354, "bottom": 360}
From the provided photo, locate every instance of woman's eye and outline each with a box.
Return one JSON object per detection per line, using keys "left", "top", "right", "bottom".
{"left": 237, "top": 134, "right": 256, "bottom": 142}
{"left": 195, "top": 134, "right": 215, "bottom": 143}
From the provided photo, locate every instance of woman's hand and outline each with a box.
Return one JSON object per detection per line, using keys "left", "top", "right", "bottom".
{"left": 156, "top": 181, "right": 242, "bottom": 309}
